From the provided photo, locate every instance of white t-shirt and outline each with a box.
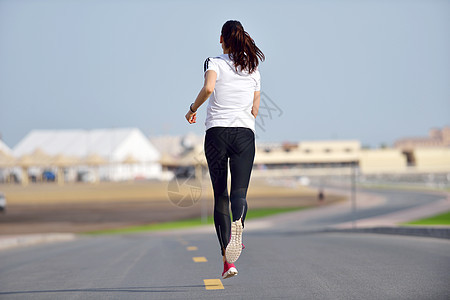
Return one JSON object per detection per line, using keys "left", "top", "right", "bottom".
{"left": 204, "top": 54, "right": 261, "bottom": 132}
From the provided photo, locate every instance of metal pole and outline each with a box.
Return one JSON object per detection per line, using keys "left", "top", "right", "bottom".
{"left": 198, "top": 165, "right": 207, "bottom": 224}
{"left": 351, "top": 164, "right": 356, "bottom": 229}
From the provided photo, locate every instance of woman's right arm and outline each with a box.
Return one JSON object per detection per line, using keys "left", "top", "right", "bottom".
{"left": 185, "top": 70, "right": 217, "bottom": 124}
{"left": 251, "top": 91, "right": 260, "bottom": 118}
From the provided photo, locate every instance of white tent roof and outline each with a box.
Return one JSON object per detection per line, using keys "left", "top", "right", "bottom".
{"left": 0, "top": 140, "right": 12, "bottom": 155}
{"left": 13, "top": 128, "right": 160, "bottom": 163}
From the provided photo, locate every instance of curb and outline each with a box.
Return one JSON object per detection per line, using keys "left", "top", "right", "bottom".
{"left": 327, "top": 226, "right": 450, "bottom": 240}
{"left": 0, "top": 233, "right": 77, "bottom": 251}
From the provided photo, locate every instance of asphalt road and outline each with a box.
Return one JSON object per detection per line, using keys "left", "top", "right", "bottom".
{"left": 0, "top": 188, "right": 449, "bottom": 299}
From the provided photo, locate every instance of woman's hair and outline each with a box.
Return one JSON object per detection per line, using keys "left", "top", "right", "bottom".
{"left": 221, "top": 20, "right": 265, "bottom": 74}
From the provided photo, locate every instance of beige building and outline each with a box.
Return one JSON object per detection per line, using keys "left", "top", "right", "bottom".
{"left": 256, "top": 139, "right": 449, "bottom": 174}
{"left": 163, "top": 136, "right": 450, "bottom": 177}
{"left": 395, "top": 126, "right": 450, "bottom": 150}
{"left": 255, "top": 140, "right": 409, "bottom": 174}
{"left": 255, "top": 140, "right": 360, "bottom": 166}
{"left": 359, "top": 149, "right": 407, "bottom": 174}
{"left": 414, "top": 148, "right": 450, "bottom": 173}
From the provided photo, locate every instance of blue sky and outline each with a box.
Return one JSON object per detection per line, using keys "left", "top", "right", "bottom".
{"left": 0, "top": 0, "right": 449, "bottom": 148}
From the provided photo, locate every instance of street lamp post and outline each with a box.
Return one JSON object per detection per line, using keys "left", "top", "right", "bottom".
{"left": 351, "top": 164, "right": 357, "bottom": 229}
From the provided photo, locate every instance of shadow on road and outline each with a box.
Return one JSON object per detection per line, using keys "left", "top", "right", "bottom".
{"left": 0, "top": 285, "right": 206, "bottom": 296}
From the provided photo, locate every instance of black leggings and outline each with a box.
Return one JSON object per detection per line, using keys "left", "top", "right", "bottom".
{"left": 204, "top": 127, "right": 255, "bottom": 255}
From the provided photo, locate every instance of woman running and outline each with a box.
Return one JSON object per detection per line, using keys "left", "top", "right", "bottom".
{"left": 185, "top": 20, "right": 264, "bottom": 279}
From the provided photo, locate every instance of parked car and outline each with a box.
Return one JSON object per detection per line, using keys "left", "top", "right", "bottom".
{"left": 42, "top": 170, "right": 56, "bottom": 182}
{"left": 77, "top": 171, "right": 96, "bottom": 183}
{"left": 0, "top": 192, "right": 6, "bottom": 212}
{"left": 175, "top": 166, "right": 195, "bottom": 179}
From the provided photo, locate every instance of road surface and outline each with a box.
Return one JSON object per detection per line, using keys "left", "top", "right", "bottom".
{"left": 0, "top": 188, "right": 449, "bottom": 299}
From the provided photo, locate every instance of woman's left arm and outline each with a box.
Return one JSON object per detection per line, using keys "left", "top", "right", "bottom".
{"left": 185, "top": 70, "right": 217, "bottom": 124}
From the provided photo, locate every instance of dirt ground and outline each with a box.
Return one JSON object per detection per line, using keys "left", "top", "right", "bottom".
{"left": 0, "top": 179, "right": 344, "bottom": 234}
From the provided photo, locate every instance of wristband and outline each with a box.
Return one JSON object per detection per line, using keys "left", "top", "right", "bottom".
{"left": 190, "top": 103, "right": 197, "bottom": 113}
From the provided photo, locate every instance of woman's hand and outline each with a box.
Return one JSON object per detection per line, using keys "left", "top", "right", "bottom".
{"left": 186, "top": 110, "right": 197, "bottom": 124}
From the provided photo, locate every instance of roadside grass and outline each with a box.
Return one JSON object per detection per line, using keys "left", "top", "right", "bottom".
{"left": 403, "top": 211, "right": 450, "bottom": 226}
{"left": 85, "top": 206, "right": 307, "bottom": 235}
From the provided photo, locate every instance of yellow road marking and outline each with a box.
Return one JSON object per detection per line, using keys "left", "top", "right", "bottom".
{"left": 180, "top": 241, "right": 188, "bottom": 245}
{"left": 187, "top": 246, "right": 198, "bottom": 251}
{"left": 204, "top": 279, "right": 224, "bottom": 290}
{"left": 192, "top": 256, "right": 207, "bottom": 262}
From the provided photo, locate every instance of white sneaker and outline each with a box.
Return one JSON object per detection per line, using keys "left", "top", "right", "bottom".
{"left": 225, "top": 219, "right": 243, "bottom": 263}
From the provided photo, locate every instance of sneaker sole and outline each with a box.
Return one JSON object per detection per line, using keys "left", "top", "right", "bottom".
{"left": 225, "top": 219, "right": 243, "bottom": 263}
{"left": 222, "top": 267, "right": 238, "bottom": 279}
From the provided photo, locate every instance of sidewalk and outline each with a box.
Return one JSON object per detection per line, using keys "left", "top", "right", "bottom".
{"left": 335, "top": 193, "right": 450, "bottom": 228}
{"left": 246, "top": 188, "right": 450, "bottom": 240}
{"left": 0, "top": 233, "right": 77, "bottom": 251}
{"left": 328, "top": 226, "right": 450, "bottom": 239}
{"left": 331, "top": 189, "right": 450, "bottom": 239}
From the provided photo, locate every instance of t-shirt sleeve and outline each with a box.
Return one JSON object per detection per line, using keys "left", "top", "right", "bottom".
{"left": 254, "top": 70, "right": 261, "bottom": 91}
{"left": 204, "top": 57, "right": 220, "bottom": 79}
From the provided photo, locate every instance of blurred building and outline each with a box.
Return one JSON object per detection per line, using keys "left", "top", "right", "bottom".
{"left": 0, "top": 139, "right": 12, "bottom": 155}
{"left": 170, "top": 137, "right": 450, "bottom": 178}
{"left": 413, "top": 148, "right": 450, "bottom": 173}
{"left": 12, "top": 128, "right": 161, "bottom": 182}
{"left": 4, "top": 128, "right": 449, "bottom": 184}
{"left": 150, "top": 132, "right": 203, "bottom": 157}
{"left": 151, "top": 133, "right": 204, "bottom": 180}
{"left": 393, "top": 126, "right": 450, "bottom": 173}
{"left": 394, "top": 126, "right": 450, "bottom": 150}
{"left": 255, "top": 137, "right": 449, "bottom": 175}
{"left": 0, "top": 139, "right": 13, "bottom": 182}
{"left": 255, "top": 140, "right": 360, "bottom": 167}
{"left": 254, "top": 140, "right": 409, "bottom": 175}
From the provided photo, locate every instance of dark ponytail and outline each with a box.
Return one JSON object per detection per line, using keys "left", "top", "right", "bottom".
{"left": 221, "top": 20, "right": 265, "bottom": 74}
